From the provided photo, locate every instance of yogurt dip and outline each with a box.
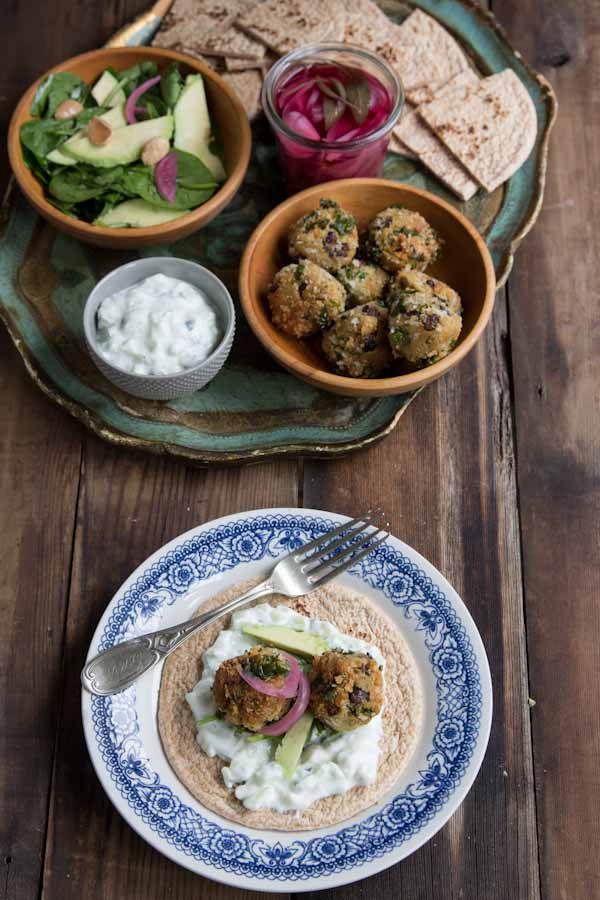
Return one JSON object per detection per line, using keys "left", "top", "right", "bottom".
{"left": 95, "top": 272, "right": 221, "bottom": 376}
{"left": 186, "top": 603, "right": 385, "bottom": 813}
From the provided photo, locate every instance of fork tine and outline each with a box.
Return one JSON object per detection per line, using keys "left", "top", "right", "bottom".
{"left": 300, "top": 519, "right": 372, "bottom": 568}
{"left": 311, "top": 533, "right": 388, "bottom": 587}
{"left": 306, "top": 526, "right": 387, "bottom": 580}
{"left": 291, "top": 514, "right": 372, "bottom": 561}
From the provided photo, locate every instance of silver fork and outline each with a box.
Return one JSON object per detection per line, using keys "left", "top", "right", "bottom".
{"left": 81, "top": 514, "right": 389, "bottom": 696}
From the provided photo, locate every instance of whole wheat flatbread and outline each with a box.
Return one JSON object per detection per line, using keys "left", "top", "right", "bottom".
{"left": 394, "top": 9, "right": 469, "bottom": 105}
{"left": 236, "top": 0, "right": 347, "bottom": 56}
{"left": 158, "top": 578, "right": 422, "bottom": 831}
{"left": 420, "top": 68, "right": 537, "bottom": 192}
{"left": 395, "top": 71, "right": 480, "bottom": 201}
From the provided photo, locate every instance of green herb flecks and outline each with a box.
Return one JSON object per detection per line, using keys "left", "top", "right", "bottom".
{"left": 246, "top": 653, "right": 290, "bottom": 680}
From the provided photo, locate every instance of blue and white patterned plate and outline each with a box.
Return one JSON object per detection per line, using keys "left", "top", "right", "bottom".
{"left": 81, "top": 509, "right": 492, "bottom": 892}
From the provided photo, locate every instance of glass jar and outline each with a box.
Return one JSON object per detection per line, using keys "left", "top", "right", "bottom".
{"left": 262, "top": 43, "right": 404, "bottom": 194}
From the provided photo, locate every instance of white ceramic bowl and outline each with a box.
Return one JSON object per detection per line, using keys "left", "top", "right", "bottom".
{"left": 83, "top": 257, "right": 235, "bottom": 400}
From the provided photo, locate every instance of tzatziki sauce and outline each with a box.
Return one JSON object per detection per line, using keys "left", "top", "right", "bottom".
{"left": 186, "top": 603, "right": 385, "bottom": 813}
{"left": 95, "top": 273, "right": 221, "bottom": 376}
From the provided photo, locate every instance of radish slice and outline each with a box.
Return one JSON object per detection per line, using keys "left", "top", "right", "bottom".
{"left": 125, "top": 75, "right": 161, "bottom": 124}
{"left": 239, "top": 653, "right": 300, "bottom": 699}
{"left": 155, "top": 151, "right": 177, "bottom": 203}
{"left": 260, "top": 671, "right": 311, "bottom": 736}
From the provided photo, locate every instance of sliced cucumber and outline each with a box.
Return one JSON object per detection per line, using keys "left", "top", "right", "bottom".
{"left": 95, "top": 199, "right": 189, "bottom": 228}
{"left": 92, "top": 70, "right": 126, "bottom": 107}
{"left": 173, "top": 74, "right": 226, "bottom": 182}
{"left": 47, "top": 105, "right": 128, "bottom": 166}
{"left": 63, "top": 115, "right": 173, "bottom": 167}
{"left": 275, "top": 712, "right": 314, "bottom": 779}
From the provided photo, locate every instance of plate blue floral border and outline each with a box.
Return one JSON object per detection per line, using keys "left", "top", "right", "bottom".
{"left": 85, "top": 512, "right": 487, "bottom": 883}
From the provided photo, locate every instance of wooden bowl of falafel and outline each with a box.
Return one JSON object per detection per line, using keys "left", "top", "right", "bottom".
{"left": 239, "top": 178, "right": 496, "bottom": 397}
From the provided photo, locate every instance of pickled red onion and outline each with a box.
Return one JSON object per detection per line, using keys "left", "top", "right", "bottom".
{"left": 239, "top": 652, "right": 301, "bottom": 699}
{"left": 125, "top": 75, "right": 161, "bottom": 124}
{"left": 260, "top": 671, "right": 311, "bottom": 736}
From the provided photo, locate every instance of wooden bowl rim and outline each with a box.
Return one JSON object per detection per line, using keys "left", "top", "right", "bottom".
{"left": 239, "top": 179, "right": 496, "bottom": 396}
{"left": 7, "top": 46, "right": 252, "bottom": 241}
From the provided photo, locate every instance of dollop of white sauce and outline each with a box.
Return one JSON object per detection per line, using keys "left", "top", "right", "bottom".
{"left": 95, "top": 273, "right": 221, "bottom": 376}
{"left": 186, "top": 603, "right": 385, "bottom": 813}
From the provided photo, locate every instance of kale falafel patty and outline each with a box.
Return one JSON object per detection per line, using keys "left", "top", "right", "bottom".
{"left": 335, "top": 259, "right": 390, "bottom": 307}
{"left": 213, "top": 645, "right": 293, "bottom": 732}
{"left": 388, "top": 267, "right": 462, "bottom": 315}
{"left": 321, "top": 302, "right": 392, "bottom": 378}
{"left": 288, "top": 198, "right": 359, "bottom": 272}
{"left": 366, "top": 206, "right": 440, "bottom": 272}
{"left": 267, "top": 260, "right": 346, "bottom": 338}
{"left": 309, "top": 650, "right": 384, "bottom": 732}
{"left": 388, "top": 290, "right": 462, "bottom": 367}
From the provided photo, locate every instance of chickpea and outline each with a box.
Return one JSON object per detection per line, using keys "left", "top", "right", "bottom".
{"left": 87, "top": 116, "right": 112, "bottom": 146}
{"left": 54, "top": 99, "right": 84, "bottom": 120}
{"left": 141, "top": 137, "right": 170, "bottom": 166}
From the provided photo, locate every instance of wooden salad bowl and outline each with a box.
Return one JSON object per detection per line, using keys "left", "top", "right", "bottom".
{"left": 7, "top": 46, "right": 252, "bottom": 248}
{"left": 239, "top": 179, "right": 496, "bottom": 397}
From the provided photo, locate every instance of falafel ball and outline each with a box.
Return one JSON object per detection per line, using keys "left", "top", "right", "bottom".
{"left": 336, "top": 259, "right": 390, "bottom": 308}
{"left": 388, "top": 267, "right": 462, "bottom": 315}
{"left": 388, "top": 290, "right": 462, "bottom": 367}
{"left": 309, "top": 649, "right": 384, "bottom": 732}
{"left": 267, "top": 260, "right": 346, "bottom": 338}
{"left": 213, "top": 645, "right": 293, "bottom": 732}
{"left": 322, "top": 302, "right": 392, "bottom": 378}
{"left": 366, "top": 206, "right": 441, "bottom": 272}
{"left": 288, "top": 198, "right": 359, "bottom": 272}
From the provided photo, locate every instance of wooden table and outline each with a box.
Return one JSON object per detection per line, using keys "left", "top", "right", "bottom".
{"left": 1, "top": 2, "right": 597, "bottom": 898}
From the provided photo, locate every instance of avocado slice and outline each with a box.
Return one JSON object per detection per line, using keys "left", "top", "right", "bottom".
{"left": 173, "top": 74, "right": 226, "bottom": 182}
{"left": 63, "top": 115, "right": 173, "bottom": 168}
{"left": 94, "top": 199, "right": 189, "bottom": 228}
{"left": 275, "top": 712, "right": 314, "bottom": 778}
{"left": 241, "top": 624, "right": 329, "bottom": 658}
{"left": 92, "top": 70, "right": 126, "bottom": 107}
{"left": 47, "top": 105, "right": 128, "bottom": 165}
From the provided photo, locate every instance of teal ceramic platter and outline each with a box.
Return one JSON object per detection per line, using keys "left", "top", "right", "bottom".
{"left": 0, "top": 0, "right": 556, "bottom": 465}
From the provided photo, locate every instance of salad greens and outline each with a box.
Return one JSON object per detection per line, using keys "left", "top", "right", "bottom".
{"left": 21, "top": 62, "right": 224, "bottom": 227}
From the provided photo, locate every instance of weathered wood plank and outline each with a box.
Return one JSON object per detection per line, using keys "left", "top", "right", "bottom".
{"left": 302, "top": 288, "right": 540, "bottom": 899}
{"left": 0, "top": 330, "right": 82, "bottom": 900}
{"left": 41, "top": 437, "right": 294, "bottom": 900}
{"left": 494, "top": 2, "right": 600, "bottom": 897}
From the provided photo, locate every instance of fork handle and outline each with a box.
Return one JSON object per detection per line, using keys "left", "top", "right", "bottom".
{"left": 81, "top": 579, "right": 274, "bottom": 696}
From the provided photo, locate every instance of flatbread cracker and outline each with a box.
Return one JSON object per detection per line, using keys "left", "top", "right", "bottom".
{"left": 153, "top": 0, "right": 243, "bottom": 50}
{"left": 237, "top": 0, "right": 347, "bottom": 56}
{"left": 158, "top": 578, "right": 422, "bottom": 831}
{"left": 190, "top": 24, "right": 267, "bottom": 60}
{"left": 388, "top": 133, "right": 418, "bottom": 159}
{"left": 420, "top": 68, "right": 537, "bottom": 192}
{"left": 222, "top": 69, "right": 263, "bottom": 119}
{"left": 394, "top": 9, "right": 469, "bottom": 104}
{"left": 396, "top": 72, "right": 480, "bottom": 201}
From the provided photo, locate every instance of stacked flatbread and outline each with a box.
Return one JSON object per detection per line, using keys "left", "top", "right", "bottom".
{"left": 153, "top": 0, "right": 537, "bottom": 197}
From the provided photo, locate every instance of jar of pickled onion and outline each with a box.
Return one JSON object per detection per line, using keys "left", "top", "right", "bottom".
{"left": 262, "top": 43, "right": 404, "bottom": 193}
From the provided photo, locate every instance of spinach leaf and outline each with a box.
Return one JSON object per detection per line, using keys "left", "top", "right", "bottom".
{"left": 104, "top": 61, "right": 159, "bottom": 105}
{"left": 31, "top": 72, "right": 89, "bottom": 118}
{"left": 20, "top": 106, "right": 109, "bottom": 165}
{"left": 48, "top": 166, "right": 127, "bottom": 203}
{"left": 160, "top": 63, "right": 183, "bottom": 108}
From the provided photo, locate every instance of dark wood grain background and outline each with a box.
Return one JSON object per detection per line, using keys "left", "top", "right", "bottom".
{"left": 1, "top": 2, "right": 598, "bottom": 899}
